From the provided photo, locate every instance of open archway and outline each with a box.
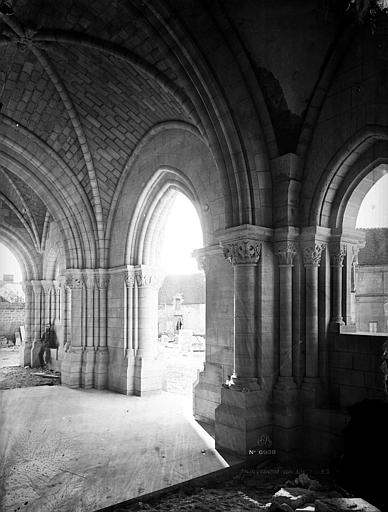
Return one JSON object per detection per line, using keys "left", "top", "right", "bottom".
{"left": 123, "top": 168, "right": 208, "bottom": 397}
{"left": 157, "top": 191, "right": 206, "bottom": 396}
{"left": 0, "top": 242, "right": 25, "bottom": 365}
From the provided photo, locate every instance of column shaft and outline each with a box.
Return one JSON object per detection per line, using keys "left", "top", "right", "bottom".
{"left": 305, "top": 265, "right": 319, "bottom": 378}
{"left": 86, "top": 276, "right": 94, "bottom": 347}
{"left": 222, "top": 238, "right": 261, "bottom": 390}
{"left": 233, "top": 264, "right": 257, "bottom": 380}
{"left": 279, "top": 265, "right": 293, "bottom": 377}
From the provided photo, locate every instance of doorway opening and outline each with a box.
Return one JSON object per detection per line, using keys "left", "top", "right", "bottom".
{"left": 355, "top": 173, "right": 388, "bottom": 333}
{"left": 0, "top": 242, "right": 24, "bottom": 367}
{"left": 157, "top": 192, "right": 205, "bottom": 395}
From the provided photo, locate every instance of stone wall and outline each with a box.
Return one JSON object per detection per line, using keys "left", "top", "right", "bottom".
{"left": 330, "top": 333, "right": 387, "bottom": 408}
{"left": 356, "top": 265, "right": 388, "bottom": 333}
{"left": 0, "top": 302, "right": 25, "bottom": 340}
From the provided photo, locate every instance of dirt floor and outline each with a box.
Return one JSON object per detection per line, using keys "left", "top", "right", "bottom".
{"left": 0, "top": 347, "right": 61, "bottom": 390}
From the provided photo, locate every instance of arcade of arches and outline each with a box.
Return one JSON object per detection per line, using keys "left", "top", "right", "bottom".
{"left": 1, "top": 1, "right": 388, "bottom": 465}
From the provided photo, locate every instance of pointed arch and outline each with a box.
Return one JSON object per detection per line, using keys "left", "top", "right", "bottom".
{"left": 304, "top": 126, "right": 388, "bottom": 228}
{"left": 126, "top": 167, "right": 204, "bottom": 265}
{"left": 0, "top": 226, "right": 41, "bottom": 280}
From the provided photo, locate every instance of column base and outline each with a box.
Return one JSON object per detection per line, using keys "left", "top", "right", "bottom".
{"left": 301, "top": 377, "right": 323, "bottom": 408}
{"left": 193, "top": 362, "right": 223, "bottom": 425}
{"left": 61, "top": 347, "right": 83, "bottom": 388}
{"left": 94, "top": 347, "right": 109, "bottom": 390}
{"left": 329, "top": 320, "right": 345, "bottom": 334}
{"left": 229, "top": 374, "right": 261, "bottom": 391}
{"left": 215, "top": 386, "right": 273, "bottom": 458}
{"left": 273, "top": 377, "right": 302, "bottom": 463}
{"left": 134, "top": 355, "right": 163, "bottom": 396}
{"left": 126, "top": 349, "right": 136, "bottom": 395}
{"left": 20, "top": 340, "right": 32, "bottom": 367}
{"left": 31, "top": 339, "right": 42, "bottom": 368}
{"left": 81, "top": 347, "right": 95, "bottom": 389}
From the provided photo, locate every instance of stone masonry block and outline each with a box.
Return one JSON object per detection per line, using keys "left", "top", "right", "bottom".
{"left": 272, "top": 488, "right": 315, "bottom": 510}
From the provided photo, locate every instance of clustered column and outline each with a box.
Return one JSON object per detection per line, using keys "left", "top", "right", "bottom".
{"left": 61, "top": 272, "right": 84, "bottom": 388}
{"left": 133, "top": 264, "right": 163, "bottom": 395}
{"left": 222, "top": 239, "right": 261, "bottom": 390}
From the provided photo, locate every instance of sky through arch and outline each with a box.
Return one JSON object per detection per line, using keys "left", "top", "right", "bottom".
{"left": 0, "top": 242, "right": 22, "bottom": 282}
{"left": 356, "top": 174, "right": 388, "bottom": 228}
{"left": 160, "top": 193, "right": 203, "bottom": 275}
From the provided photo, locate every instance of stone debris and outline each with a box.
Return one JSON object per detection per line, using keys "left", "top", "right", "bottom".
{"left": 270, "top": 502, "right": 295, "bottom": 512}
{"left": 106, "top": 467, "right": 383, "bottom": 512}
{"left": 272, "top": 488, "right": 316, "bottom": 510}
{"left": 286, "top": 473, "right": 322, "bottom": 492}
{"left": 295, "top": 505, "right": 315, "bottom": 512}
{"left": 0, "top": 365, "right": 61, "bottom": 389}
{"left": 315, "top": 498, "right": 381, "bottom": 512}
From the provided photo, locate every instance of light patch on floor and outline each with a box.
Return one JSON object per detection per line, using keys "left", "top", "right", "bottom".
{"left": 0, "top": 387, "right": 231, "bottom": 512}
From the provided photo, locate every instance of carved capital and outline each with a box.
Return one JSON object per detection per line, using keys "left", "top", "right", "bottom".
{"left": 96, "top": 273, "right": 110, "bottom": 290}
{"left": 275, "top": 241, "right": 297, "bottom": 266}
{"left": 329, "top": 244, "right": 347, "bottom": 267}
{"left": 65, "top": 274, "right": 84, "bottom": 290}
{"left": 351, "top": 245, "right": 360, "bottom": 265}
{"left": 57, "top": 276, "right": 66, "bottom": 288}
{"left": 197, "top": 255, "right": 211, "bottom": 274}
{"left": 85, "top": 273, "right": 95, "bottom": 290}
{"left": 21, "top": 281, "right": 33, "bottom": 294}
{"left": 222, "top": 239, "right": 262, "bottom": 266}
{"left": 125, "top": 269, "right": 136, "bottom": 289}
{"left": 134, "top": 265, "right": 163, "bottom": 289}
{"left": 31, "top": 280, "right": 42, "bottom": 295}
{"left": 302, "top": 243, "right": 325, "bottom": 267}
{"left": 41, "top": 279, "right": 54, "bottom": 295}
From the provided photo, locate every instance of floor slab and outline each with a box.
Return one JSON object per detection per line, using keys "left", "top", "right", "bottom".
{"left": 0, "top": 387, "right": 233, "bottom": 512}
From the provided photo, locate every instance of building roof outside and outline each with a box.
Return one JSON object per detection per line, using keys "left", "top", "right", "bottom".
{"left": 358, "top": 228, "right": 388, "bottom": 265}
{"left": 159, "top": 273, "right": 205, "bottom": 305}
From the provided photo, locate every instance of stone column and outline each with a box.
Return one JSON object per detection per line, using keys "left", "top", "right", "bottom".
{"left": 329, "top": 243, "right": 346, "bottom": 329}
{"left": 301, "top": 242, "right": 325, "bottom": 404}
{"left": 82, "top": 272, "right": 95, "bottom": 388}
{"left": 30, "top": 280, "right": 43, "bottom": 367}
{"left": 95, "top": 271, "right": 110, "bottom": 390}
{"left": 53, "top": 280, "right": 60, "bottom": 324}
{"left": 221, "top": 239, "right": 261, "bottom": 389}
{"left": 134, "top": 264, "right": 163, "bottom": 396}
{"left": 124, "top": 269, "right": 136, "bottom": 395}
{"left": 192, "top": 245, "right": 232, "bottom": 425}
{"left": 61, "top": 271, "right": 84, "bottom": 388}
{"left": 20, "top": 281, "right": 33, "bottom": 366}
{"left": 275, "top": 242, "right": 297, "bottom": 380}
{"left": 41, "top": 280, "right": 53, "bottom": 326}
{"left": 215, "top": 227, "right": 273, "bottom": 457}
{"left": 273, "top": 240, "right": 301, "bottom": 462}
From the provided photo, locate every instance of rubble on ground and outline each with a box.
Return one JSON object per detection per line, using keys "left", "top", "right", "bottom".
{"left": 108, "top": 469, "right": 382, "bottom": 512}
